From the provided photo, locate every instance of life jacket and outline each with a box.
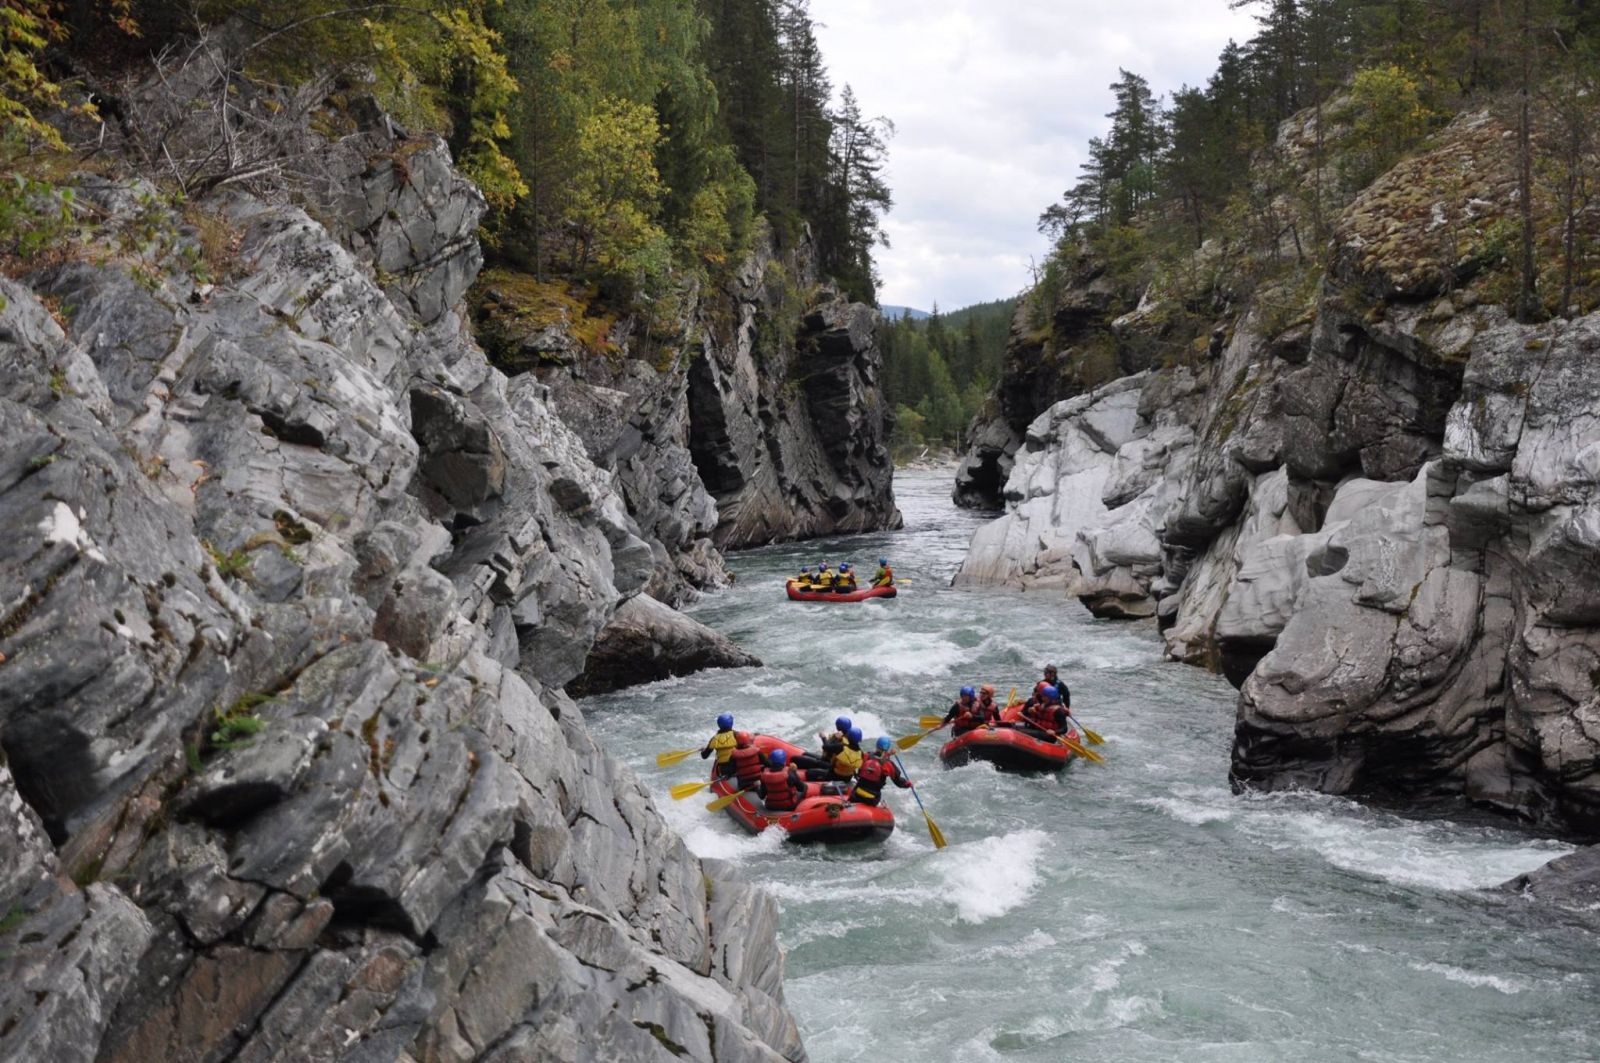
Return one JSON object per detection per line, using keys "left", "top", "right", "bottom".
{"left": 707, "top": 729, "right": 738, "bottom": 763}
{"left": 730, "top": 743, "right": 764, "bottom": 782}
{"left": 975, "top": 698, "right": 997, "bottom": 722}
{"left": 815, "top": 569, "right": 834, "bottom": 587}
{"left": 759, "top": 766, "right": 802, "bottom": 810}
{"left": 851, "top": 755, "right": 901, "bottom": 803}
{"left": 873, "top": 565, "right": 893, "bottom": 587}
{"left": 831, "top": 745, "right": 863, "bottom": 779}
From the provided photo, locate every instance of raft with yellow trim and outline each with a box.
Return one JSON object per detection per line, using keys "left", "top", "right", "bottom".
{"left": 938, "top": 706, "right": 1078, "bottom": 773}
{"left": 785, "top": 579, "right": 897, "bottom": 602}
{"left": 708, "top": 735, "right": 895, "bottom": 844}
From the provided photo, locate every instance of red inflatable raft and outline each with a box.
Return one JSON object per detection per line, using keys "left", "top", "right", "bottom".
{"left": 708, "top": 735, "right": 895, "bottom": 844}
{"left": 785, "top": 580, "right": 897, "bottom": 602}
{"left": 938, "top": 706, "right": 1078, "bottom": 773}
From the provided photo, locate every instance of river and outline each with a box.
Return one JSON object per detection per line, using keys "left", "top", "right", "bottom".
{"left": 585, "top": 470, "right": 1599, "bottom": 1063}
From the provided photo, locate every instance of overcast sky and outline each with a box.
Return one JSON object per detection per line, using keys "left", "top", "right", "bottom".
{"left": 809, "top": 0, "right": 1260, "bottom": 312}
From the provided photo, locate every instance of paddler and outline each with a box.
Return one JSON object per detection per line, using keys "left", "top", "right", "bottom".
{"left": 835, "top": 562, "right": 858, "bottom": 592}
{"left": 756, "top": 749, "right": 805, "bottom": 812}
{"left": 729, "top": 731, "right": 766, "bottom": 785}
{"left": 871, "top": 557, "right": 894, "bottom": 587}
{"left": 848, "top": 737, "right": 912, "bottom": 806}
{"left": 943, "top": 686, "right": 979, "bottom": 733}
{"left": 804, "top": 725, "right": 863, "bottom": 787}
{"left": 701, "top": 713, "right": 739, "bottom": 776}
{"left": 1042, "top": 663, "right": 1070, "bottom": 709}
{"left": 1021, "top": 686, "right": 1071, "bottom": 736}
{"left": 796, "top": 565, "right": 814, "bottom": 588}
{"left": 971, "top": 684, "right": 1002, "bottom": 726}
{"left": 795, "top": 715, "right": 852, "bottom": 771}
{"left": 814, "top": 561, "right": 836, "bottom": 591}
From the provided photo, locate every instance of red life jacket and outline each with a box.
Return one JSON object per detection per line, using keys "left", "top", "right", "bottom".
{"left": 730, "top": 744, "right": 764, "bottom": 782}
{"left": 759, "top": 767, "right": 801, "bottom": 810}
{"left": 856, "top": 756, "right": 887, "bottom": 785}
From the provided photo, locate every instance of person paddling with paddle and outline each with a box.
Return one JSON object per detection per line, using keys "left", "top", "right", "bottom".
{"left": 943, "top": 686, "right": 980, "bottom": 734}
{"left": 971, "top": 684, "right": 1002, "bottom": 727}
{"left": 871, "top": 557, "right": 894, "bottom": 588}
{"left": 849, "top": 737, "right": 913, "bottom": 806}
{"left": 701, "top": 713, "right": 739, "bottom": 777}
{"left": 729, "top": 731, "right": 766, "bottom": 786}
{"left": 756, "top": 748, "right": 805, "bottom": 812}
{"left": 795, "top": 715, "right": 851, "bottom": 771}
{"left": 804, "top": 725, "right": 863, "bottom": 793}
{"left": 1020, "top": 686, "right": 1071, "bottom": 738}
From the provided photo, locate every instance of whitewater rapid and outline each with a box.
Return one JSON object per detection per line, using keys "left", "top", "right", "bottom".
{"left": 585, "top": 470, "right": 1597, "bottom": 1063}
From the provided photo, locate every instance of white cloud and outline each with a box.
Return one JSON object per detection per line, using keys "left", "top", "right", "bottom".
{"left": 809, "top": 0, "right": 1259, "bottom": 310}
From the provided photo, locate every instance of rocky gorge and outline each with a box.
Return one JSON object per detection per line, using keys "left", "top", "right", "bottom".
{"left": 954, "top": 108, "right": 1600, "bottom": 852}
{"left": 0, "top": 64, "right": 899, "bottom": 1062}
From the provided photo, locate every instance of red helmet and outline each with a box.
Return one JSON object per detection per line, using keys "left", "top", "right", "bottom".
{"left": 735, "top": 731, "right": 753, "bottom": 748}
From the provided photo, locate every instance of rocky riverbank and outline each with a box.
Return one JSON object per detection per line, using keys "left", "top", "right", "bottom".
{"left": 0, "top": 65, "right": 902, "bottom": 1058}
{"left": 954, "top": 108, "right": 1600, "bottom": 841}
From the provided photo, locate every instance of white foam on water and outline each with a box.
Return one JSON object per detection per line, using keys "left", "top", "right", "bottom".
{"left": 934, "top": 829, "right": 1049, "bottom": 923}
{"left": 972, "top": 927, "right": 1058, "bottom": 962}
{"left": 1140, "top": 794, "right": 1234, "bottom": 826}
{"left": 736, "top": 676, "right": 804, "bottom": 697}
{"left": 1235, "top": 793, "right": 1574, "bottom": 891}
{"left": 1408, "top": 961, "right": 1531, "bottom": 995}
{"left": 673, "top": 820, "right": 786, "bottom": 861}
{"left": 839, "top": 633, "right": 969, "bottom": 676}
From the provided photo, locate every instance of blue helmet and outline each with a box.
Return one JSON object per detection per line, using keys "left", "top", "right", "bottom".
{"left": 717, "top": 712, "right": 734, "bottom": 729}
{"left": 840, "top": 562, "right": 850, "bottom": 572}
{"left": 801, "top": 566, "right": 810, "bottom": 573}
{"left": 821, "top": 560, "right": 831, "bottom": 568}
{"left": 876, "top": 736, "right": 892, "bottom": 752}
{"left": 1042, "top": 685, "right": 1061, "bottom": 702}
{"left": 847, "top": 726, "right": 863, "bottom": 743}
{"left": 768, "top": 748, "right": 788, "bottom": 767}
{"left": 960, "top": 686, "right": 976, "bottom": 699}
{"left": 835, "top": 715, "right": 852, "bottom": 733}
{"left": 879, "top": 557, "right": 888, "bottom": 566}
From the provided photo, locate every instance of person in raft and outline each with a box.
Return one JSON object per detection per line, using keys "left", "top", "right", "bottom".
{"left": 805, "top": 725, "right": 864, "bottom": 785}
{"left": 757, "top": 748, "right": 805, "bottom": 812}
{"left": 835, "top": 562, "right": 858, "bottom": 592}
{"left": 729, "top": 731, "right": 766, "bottom": 786}
{"left": 871, "top": 557, "right": 894, "bottom": 587}
{"left": 1020, "top": 686, "right": 1072, "bottom": 737}
{"left": 795, "top": 565, "right": 813, "bottom": 587}
{"left": 795, "top": 715, "right": 851, "bottom": 771}
{"left": 849, "top": 737, "right": 913, "bottom": 806}
{"left": 1042, "top": 662, "right": 1070, "bottom": 709}
{"left": 702, "top": 713, "right": 740, "bottom": 776}
{"left": 943, "top": 686, "right": 980, "bottom": 732}
{"left": 813, "top": 561, "right": 835, "bottom": 590}
{"left": 970, "top": 683, "right": 1003, "bottom": 727}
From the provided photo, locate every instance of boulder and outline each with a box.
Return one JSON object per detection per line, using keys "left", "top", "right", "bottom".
{"left": 569, "top": 593, "right": 762, "bottom": 697}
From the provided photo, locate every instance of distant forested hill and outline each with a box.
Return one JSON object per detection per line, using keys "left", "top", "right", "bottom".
{"left": 880, "top": 296, "right": 1020, "bottom": 448}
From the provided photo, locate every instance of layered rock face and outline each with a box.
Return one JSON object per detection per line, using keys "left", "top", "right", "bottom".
{"left": 688, "top": 239, "right": 903, "bottom": 548}
{"left": 955, "top": 109, "right": 1600, "bottom": 837}
{"left": 0, "top": 110, "right": 803, "bottom": 1060}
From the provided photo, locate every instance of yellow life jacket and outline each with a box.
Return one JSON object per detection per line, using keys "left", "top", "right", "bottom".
{"left": 708, "top": 729, "right": 738, "bottom": 764}
{"left": 814, "top": 569, "right": 834, "bottom": 587}
{"left": 831, "top": 746, "right": 863, "bottom": 778}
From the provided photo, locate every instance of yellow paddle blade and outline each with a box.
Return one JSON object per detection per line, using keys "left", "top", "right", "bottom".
{"left": 896, "top": 578, "right": 913, "bottom": 584}
{"left": 656, "top": 748, "right": 697, "bottom": 767}
{"left": 705, "top": 787, "right": 751, "bottom": 812}
{"left": 923, "top": 811, "right": 948, "bottom": 849}
{"left": 918, "top": 714, "right": 945, "bottom": 730}
{"left": 1005, "top": 687, "right": 1019, "bottom": 708}
{"left": 670, "top": 781, "right": 710, "bottom": 800}
{"left": 1060, "top": 735, "right": 1105, "bottom": 764}
{"left": 1079, "top": 725, "right": 1106, "bottom": 745}
{"left": 896, "top": 729, "right": 935, "bottom": 750}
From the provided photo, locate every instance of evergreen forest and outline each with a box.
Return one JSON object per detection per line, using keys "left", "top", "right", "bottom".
{"left": 1, "top": 0, "right": 893, "bottom": 317}
{"left": 1031, "top": 0, "right": 1600, "bottom": 367}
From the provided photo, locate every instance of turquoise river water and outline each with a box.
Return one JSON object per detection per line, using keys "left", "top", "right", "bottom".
{"left": 585, "top": 470, "right": 1599, "bottom": 1063}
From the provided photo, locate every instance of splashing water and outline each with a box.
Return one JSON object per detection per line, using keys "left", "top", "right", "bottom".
{"left": 585, "top": 471, "right": 1598, "bottom": 1062}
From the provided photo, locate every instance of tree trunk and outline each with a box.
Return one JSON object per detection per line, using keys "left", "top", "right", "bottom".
{"left": 1516, "top": 0, "right": 1538, "bottom": 322}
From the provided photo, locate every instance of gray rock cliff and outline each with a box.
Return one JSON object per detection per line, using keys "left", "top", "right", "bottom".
{"left": 0, "top": 103, "right": 804, "bottom": 1061}
{"left": 954, "top": 108, "right": 1600, "bottom": 840}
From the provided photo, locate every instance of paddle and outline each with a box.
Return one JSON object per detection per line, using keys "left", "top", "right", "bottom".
{"left": 917, "top": 714, "right": 946, "bottom": 730}
{"left": 705, "top": 784, "right": 758, "bottom": 812}
{"left": 1054, "top": 728, "right": 1105, "bottom": 764}
{"left": 895, "top": 721, "right": 947, "bottom": 750}
{"left": 1067, "top": 713, "right": 1106, "bottom": 745}
{"left": 670, "top": 779, "right": 721, "bottom": 800}
{"left": 893, "top": 754, "right": 946, "bottom": 849}
{"left": 657, "top": 748, "right": 701, "bottom": 768}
